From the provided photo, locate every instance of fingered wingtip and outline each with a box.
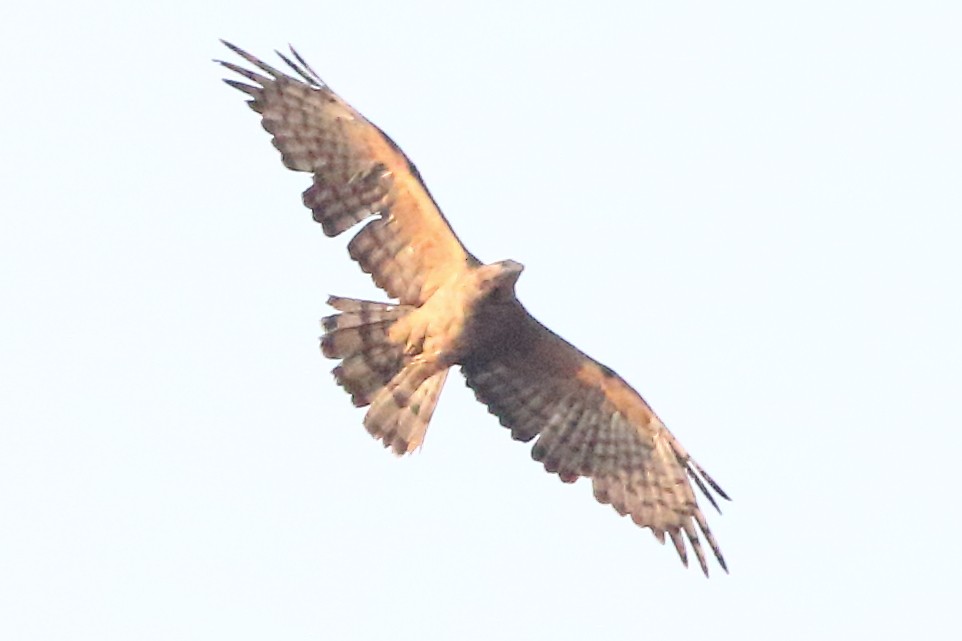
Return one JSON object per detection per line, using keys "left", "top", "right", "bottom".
{"left": 218, "top": 40, "right": 330, "bottom": 108}
{"left": 274, "top": 43, "right": 326, "bottom": 88}
{"left": 216, "top": 40, "right": 287, "bottom": 78}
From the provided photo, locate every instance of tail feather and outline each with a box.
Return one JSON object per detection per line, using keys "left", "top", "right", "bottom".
{"left": 321, "top": 296, "right": 410, "bottom": 406}
{"left": 333, "top": 347, "right": 404, "bottom": 406}
{"left": 321, "top": 296, "right": 449, "bottom": 453}
{"left": 365, "top": 366, "right": 449, "bottom": 455}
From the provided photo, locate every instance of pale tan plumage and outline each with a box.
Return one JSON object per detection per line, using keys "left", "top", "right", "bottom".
{"left": 220, "top": 41, "right": 731, "bottom": 575}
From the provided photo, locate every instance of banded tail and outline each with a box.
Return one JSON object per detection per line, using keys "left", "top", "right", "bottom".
{"left": 321, "top": 296, "right": 449, "bottom": 454}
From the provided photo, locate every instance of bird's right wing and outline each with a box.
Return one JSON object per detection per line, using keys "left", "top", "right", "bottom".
{"left": 461, "top": 299, "right": 730, "bottom": 575}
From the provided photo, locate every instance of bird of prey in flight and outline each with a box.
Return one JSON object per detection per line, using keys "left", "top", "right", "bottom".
{"left": 219, "top": 41, "right": 731, "bottom": 576}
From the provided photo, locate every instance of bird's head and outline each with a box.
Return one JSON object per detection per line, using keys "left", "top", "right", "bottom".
{"left": 477, "top": 259, "right": 524, "bottom": 302}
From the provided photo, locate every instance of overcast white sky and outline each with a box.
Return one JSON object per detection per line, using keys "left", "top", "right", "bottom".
{"left": 1, "top": 1, "right": 960, "bottom": 639}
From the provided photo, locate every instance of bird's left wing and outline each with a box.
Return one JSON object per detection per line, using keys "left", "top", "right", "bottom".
{"left": 461, "top": 299, "right": 730, "bottom": 576}
{"left": 218, "top": 42, "right": 478, "bottom": 305}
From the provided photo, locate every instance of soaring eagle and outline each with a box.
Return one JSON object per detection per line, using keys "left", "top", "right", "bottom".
{"left": 219, "top": 42, "right": 731, "bottom": 575}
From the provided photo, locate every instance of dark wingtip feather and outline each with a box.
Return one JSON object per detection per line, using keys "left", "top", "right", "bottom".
{"left": 693, "top": 508, "right": 728, "bottom": 576}
{"left": 718, "top": 554, "right": 730, "bottom": 574}
{"left": 275, "top": 50, "right": 322, "bottom": 88}
{"left": 218, "top": 40, "right": 285, "bottom": 78}
{"left": 668, "top": 530, "right": 689, "bottom": 568}
{"left": 290, "top": 44, "right": 326, "bottom": 86}
{"left": 686, "top": 458, "right": 731, "bottom": 514}
{"left": 692, "top": 541, "right": 709, "bottom": 577}
{"left": 222, "top": 79, "right": 260, "bottom": 97}
{"left": 696, "top": 464, "right": 731, "bottom": 501}
{"left": 689, "top": 471, "right": 722, "bottom": 514}
{"left": 219, "top": 60, "right": 270, "bottom": 85}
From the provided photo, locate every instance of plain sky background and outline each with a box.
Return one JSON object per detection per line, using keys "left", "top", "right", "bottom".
{"left": 1, "top": 1, "right": 960, "bottom": 639}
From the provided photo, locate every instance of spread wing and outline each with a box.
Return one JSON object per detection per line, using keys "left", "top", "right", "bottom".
{"left": 461, "top": 300, "right": 730, "bottom": 576}
{"left": 219, "top": 42, "right": 478, "bottom": 305}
